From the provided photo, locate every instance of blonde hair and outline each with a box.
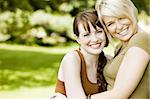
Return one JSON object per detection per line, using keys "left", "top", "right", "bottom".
{"left": 95, "top": 0, "right": 138, "bottom": 43}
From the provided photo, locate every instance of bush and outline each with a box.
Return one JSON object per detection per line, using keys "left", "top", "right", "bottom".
{"left": 0, "top": 9, "right": 31, "bottom": 43}
{"left": 0, "top": 9, "right": 75, "bottom": 46}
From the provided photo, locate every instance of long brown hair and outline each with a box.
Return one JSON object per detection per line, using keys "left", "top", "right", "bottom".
{"left": 73, "top": 9, "right": 108, "bottom": 91}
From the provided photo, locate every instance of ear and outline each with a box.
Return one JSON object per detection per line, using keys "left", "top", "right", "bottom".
{"left": 74, "top": 35, "right": 80, "bottom": 44}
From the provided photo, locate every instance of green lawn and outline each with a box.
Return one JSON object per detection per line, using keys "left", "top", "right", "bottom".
{"left": 0, "top": 43, "right": 113, "bottom": 99}
{"left": 0, "top": 43, "right": 78, "bottom": 98}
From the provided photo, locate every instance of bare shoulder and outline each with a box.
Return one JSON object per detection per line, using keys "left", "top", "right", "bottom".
{"left": 58, "top": 51, "right": 80, "bottom": 81}
{"left": 60, "top": 50, "right": 81, "bottom": 72}
{"left": 62, "top": 51, "right": 80, "bottom": 63}
{"left": 127, "top": 46, "right": 150, "bottom": 59}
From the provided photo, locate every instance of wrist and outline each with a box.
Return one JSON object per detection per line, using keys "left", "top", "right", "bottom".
{"left": 87, "top": 94, "right": 91, "bottom": 99}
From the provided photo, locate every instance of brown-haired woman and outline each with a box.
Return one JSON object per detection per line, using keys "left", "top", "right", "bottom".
{"left": 50, "top": 9, "right": 108, "bottom": 99}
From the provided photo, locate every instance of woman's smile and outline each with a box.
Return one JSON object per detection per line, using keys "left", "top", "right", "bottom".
{"left": 118, "top": 28, "right": 128, "bottom": 37}
{"left": 89, "top": 43, "right": 101, "bottom": 49}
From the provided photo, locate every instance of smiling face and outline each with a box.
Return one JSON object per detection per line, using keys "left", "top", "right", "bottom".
{"left": 95, "top": 0, "right": 138, "bottom": 42}
{"left": 77, "top": 21, "right": 106, "bottom": 55}
{"left": 103, "top": 15, "right": 135, "bottom": 42}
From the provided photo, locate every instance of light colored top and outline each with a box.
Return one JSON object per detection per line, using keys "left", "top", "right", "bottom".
{"left": 104, "top": 32, "right": 150, "bottom": 98}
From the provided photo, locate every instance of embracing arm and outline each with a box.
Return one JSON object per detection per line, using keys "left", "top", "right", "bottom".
{"left": 91, "top": 47, "right": 150, "bottom": 99}
{"left": 61, "top": 51, "right": 87, "bottom": 99}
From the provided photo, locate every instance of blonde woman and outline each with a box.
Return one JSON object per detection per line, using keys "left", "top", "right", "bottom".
{"left": 88, "top": 0, "right": 150, "bottom": 99}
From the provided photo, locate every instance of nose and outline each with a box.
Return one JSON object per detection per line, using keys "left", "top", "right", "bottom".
{"left": 116, "top": 21, "right": 123, "bottom": 32}
{"left": 91, "top": 33, "right": 99, "bottom": 42}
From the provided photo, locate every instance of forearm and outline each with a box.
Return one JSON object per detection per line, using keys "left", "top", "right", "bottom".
{"left": 91, "top": 90, "right": 127, "bottom": 99}
{"left": 68, "top": 97, "right": 87, "bottom": 99}
{"left": 91, "top": 91, "right": 113, "bottom": 99}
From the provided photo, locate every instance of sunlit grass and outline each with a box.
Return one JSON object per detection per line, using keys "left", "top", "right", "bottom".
{"left": 0, "top": 43, "right": 78, "bottom": 54}
{"left": 0, "top": 43, "right": 114, "bottom": 99}
{"left": 0, "top": 43, "right": 79, "bottom": 91}
{"left": 0, "top": 86, "right": 55, "bottom": 99}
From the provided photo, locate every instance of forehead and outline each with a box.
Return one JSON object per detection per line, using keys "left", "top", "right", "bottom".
{"left": 78, "top": 21, "right": 102, "bottom": 33}
{"left": 78, "top": 23, "right": 86, "bottom": 33}
{"left": 103, "top": 15, "right": 117, "bottom": 23}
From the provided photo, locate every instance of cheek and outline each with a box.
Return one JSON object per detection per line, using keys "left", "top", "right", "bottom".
{"left": 81, "top": 38, "right": 90, "bottom": 44}
{"left": 103, "top": 36, "right": 106, "bottom": 44}
{"left": 99, "top": 33, "right": 106, "bottom": 41}
{"left": 107, "top": 26, "right": 116, "bottom": 34}
{"left": 123, "top": 19, "right": 131, "bottom": 24}
{"left": 121, "top": 19, "right": 131, "bottom": 28}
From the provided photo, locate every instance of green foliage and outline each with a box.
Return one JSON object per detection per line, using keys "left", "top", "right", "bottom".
{"left": 29, "top": 10, "right": 74, "bottom": 45}
{"left": 0, "top": 9, "right": 74, "bottom": 46}
{"left": 30, "top": 10, "right": 73, "bottom": 35}
{"left": 1, "top": 0, "right": 149, "bottom": 14}
{"left": 132, "top": 0, "right": 150, "bottom": 14}
{"left": 0, "top": 9, "right": 31, "bottom": 43}
{"left": 0, "top": 0, "right": 149, "bottom": 46}
{"left": 0, "top": 0, "right": 33, "bottom": 11}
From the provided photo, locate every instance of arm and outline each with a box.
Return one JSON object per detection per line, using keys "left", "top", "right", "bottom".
{"left": 61, "top": 51, "right": 87, "bottom": 99}
{"left": 91, "top": 47, "right": 150, "bottom": 99}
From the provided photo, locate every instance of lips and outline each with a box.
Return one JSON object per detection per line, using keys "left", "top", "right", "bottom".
{"left": 118, "top": 28, "right": 128, "bottom": 37}
{"left": 89, "top": 43, "right": 101, "bottom": 49}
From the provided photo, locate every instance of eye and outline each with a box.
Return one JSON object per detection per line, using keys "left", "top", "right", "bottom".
{"left": 119, "top": 18, "right": 124, "bottom": 20}
{"left": 107, "top": 22, "right": 114, "bottom": 27}
{"left": 83, "top": 33, "right": 89, "bottom": 37}
{"left": 96, "top": 29, "right": 103, "bottom": 33}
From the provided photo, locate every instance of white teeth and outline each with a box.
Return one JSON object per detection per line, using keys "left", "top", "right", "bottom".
{"left": 90, "top": 44, "right": 100, "bottom": 49}
{"left": 119, "top": 29, "right": 127, "bottom": 36}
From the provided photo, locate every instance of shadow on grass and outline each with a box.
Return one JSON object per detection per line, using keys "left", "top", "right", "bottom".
{"left": 0, "top": 49, "right": 65, "bottom": 91}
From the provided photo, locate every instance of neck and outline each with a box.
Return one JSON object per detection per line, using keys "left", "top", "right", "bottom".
{"left": 80, "top": 47, "right": 99, "bottom": 68}
{"left": 122, "top": 41, "right": 128, "bottom": 49}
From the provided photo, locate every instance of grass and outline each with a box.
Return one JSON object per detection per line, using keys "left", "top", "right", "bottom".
{"left": 0, "top": 43, "right": 78, "bottom": 98}
{"left": 0, "top": 43, "right": 114, "bottom": 99}
{"left": 0, "top": 86, "right": 55, "bottom": 99}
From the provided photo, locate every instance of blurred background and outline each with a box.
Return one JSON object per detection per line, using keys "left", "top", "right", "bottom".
{"left": 0, "top": 0, "right": 149, "bottom": 99}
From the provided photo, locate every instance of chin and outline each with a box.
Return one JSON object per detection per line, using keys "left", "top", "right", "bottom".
{"left": 118, "top": 33, "right": 133, "bottom": 41}
{"left": 120, "top": 37, "right": 129, "bottom": 41}
{"left": 90, "top": 52, "right": 101, "bottom": 55}
{"left": 89, "top": 49, "right": 103, "bottom": 55}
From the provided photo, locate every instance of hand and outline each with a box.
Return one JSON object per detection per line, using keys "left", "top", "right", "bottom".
{"left": 49, "top": 93, "right": 67, "bottom": 99}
